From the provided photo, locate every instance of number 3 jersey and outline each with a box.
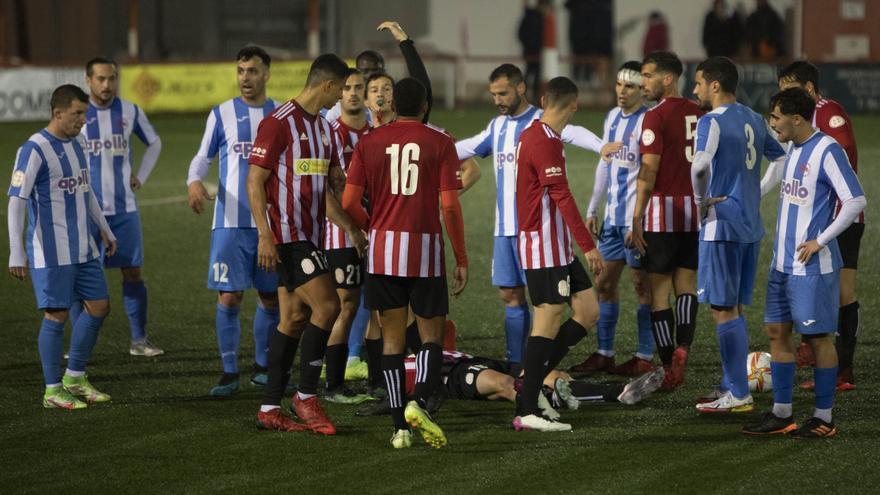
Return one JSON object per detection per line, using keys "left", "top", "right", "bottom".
{"left": 695, "top": 103, "right": 786, "bottom": 243}
{"left": 639, "top": 97, "right": 704, "bottom": 232}
{"left": 346, "top": 120, "right": 462, "bottom": 277}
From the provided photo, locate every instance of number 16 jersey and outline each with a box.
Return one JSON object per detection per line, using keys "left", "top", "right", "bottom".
{"left": 346, "top": 120, "right": 462, "bottom": 277}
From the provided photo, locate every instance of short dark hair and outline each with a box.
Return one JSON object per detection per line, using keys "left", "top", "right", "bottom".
{"left": 344, "top": 67, "right": 363, "bottom": 80}
{"left": 696, "top": 56, "right": 739, "bottom": 94}
{"left": 237, "top": 46, "right": 271, "bottom": 68}
{"left": 643, "top": 51, "right": 683, "bottom": 77}
{"left": 489, "top": 63, "right": 524, "bottom": 86}
{"left": 619, "top": 60, "right": 642, "bottom": 73}
{"left": 366, "top": 71, "right": 394, "bottom": 88}
{"left": 769, "top": 87, "right": 816, "bottom": 121}
{"left": 778, "top": 61, "right": 820, "bottom": 92}
{"left": 393, "top": 77, "right": 427, "bottom": 117}
{"left": 356, "top": 50, "right": 384, "bottom": 71}
{"left": 543, "top": 76, "right": 578, "bottom": 109}
{"left": 305, "top": 54, "right": 349, "bottom": 87}
{"left": 85, "top": 57, "right": 117, "bottom": 77}
{"left": 50, "top": 84, "right": 89, "bottom": 111}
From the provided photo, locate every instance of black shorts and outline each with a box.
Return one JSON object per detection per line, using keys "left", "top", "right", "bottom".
{"left": 325, "top": 248, "right": 364, "bottom": 289}
{"left": 444, "top": 357, "right": 512, "bottom": 400}
{"left": 276, "top": 241, "right": 329, "bottom": 292}
{"left": 643, "top": 232, "right": 699, "bottom": 273}
{"left": 363, "top": 273, "right": 448, "bottom": 318}
{"left": 524, "top": 257, "right": 593, "bottom": 306}
{"left": 837, "top": 222, "right": 864, "bottom": 269}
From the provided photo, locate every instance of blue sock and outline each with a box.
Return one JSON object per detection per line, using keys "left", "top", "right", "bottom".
{"left": 68, "top": 312, "right": 106, "bottom": 372}
{"left": 38, "top": 318, "right": 65, "bottom": 385}
{"left": 122, "top": 280, "right": 148, "bottom": 341}
{"left": 771, "top": 361, "right": 795, "bottom": 405}
{"left": 597, "top": 302, "right": 619, "bottom": 354}
{"left": 719, "top": 370, "right": 731, "bottom": 393}
{"left": 348, "top": 295, "right": 370, "bottom": 359}
{"left": 814, "top": 366, "right": 838, "bottom": 410}
{"left": 216, "top": 304, "right": 241, "bottom": 374}
{"left": 505, "top": 305, "right": 530, "bottom": 363}
{"left": 716, "top": 316, "right": 750, "bottom": 399}
{"left": 253, "top": 304, "right": 278, "bottom": 368}
{"left": 68, "top": 301, "right": 83, "bottom": 329}
{"left": 636, "top": 304, "right": 654, "bottom": 356}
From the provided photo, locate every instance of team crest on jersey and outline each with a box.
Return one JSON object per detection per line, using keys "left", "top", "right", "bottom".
{"left": 641, "top": 129, "right": 655, "bottom": 146}
{"left": 84, "top": 134, "right": 128, "bottom": 156}
{"left": 829, "top": 115, "right": 845, "bottom": 129}
{"left": 798, "top": 163, "right": 811, "bottom": 177}
{"left": 557, "top": 278, "right": 570, "bottom": 297}
{"left": 294, "top": 158, "right": 330, "bottom": 176}
{"left": 57, "top": 168, "right": 91, "bottom": 194}
{"left": 10, "top": 170, "right": 25, "bottom": 188}
{"left": 232, "top": 141, "right": 254, "bottom": 158}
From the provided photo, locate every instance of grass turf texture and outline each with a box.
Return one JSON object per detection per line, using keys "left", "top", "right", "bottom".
{"left": 0, "top": 107, "right": 878, "bottom": 493}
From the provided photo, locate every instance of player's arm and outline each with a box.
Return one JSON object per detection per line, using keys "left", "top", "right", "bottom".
{"left": 586, "top": 159, "right": 608, "bottom": 236}
{"left": 379, "top": 21, "right": 433, "bottom": 122}
{"left": 458, "top": 158, "right": 480, "bottom": 195}
{"left": 760, "top": 123, "right": 788, "bottom": 197}
{"left": 822, "top": 108, "right": 857, "bottom": 164}
{"left": 86, "top": 187, "right": 117, "bottom": 257}
{"left": 630, "top": 112, "right": 663, "bottom": 254}
{"left": 248, "top": 118, "right": 290, "bottom": 271}
{"left": 327, "top": 160, "right": 368, "bottom": 256}
{"left": 131, "top": 107, "right": 162, "bottom": 191}
{"left": 691, "top": 117, "right": 726, "bottom": 219}
{"left": 560, "top": 124, "right": 622, "bottom": 158}
{"left": 798, "top": 145, "right": 867, "bottom": 263}
{"left": 8, "top": 146, "right": 43, "bottom": 279}
{"left": 439, "top": 140, "right": 468, "bottom": 295}
{"left": 341, "top": 145, "right": 370, "bottom": 232}
{"left": 187, "top": 109, "right": 222, "bottom": 214}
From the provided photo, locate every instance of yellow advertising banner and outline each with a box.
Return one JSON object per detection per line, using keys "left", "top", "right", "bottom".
{"left": 119, "top": 60, "right": 320, "bottom": 113}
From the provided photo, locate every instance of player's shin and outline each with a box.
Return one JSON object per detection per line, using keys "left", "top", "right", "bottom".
{"left": 413, "top": 342, "right": 443, "bottom": 407}
{"left": 297, "top": 323, "right": 330, "bottom": 397}
{"left": 518, "top": 336, "right": 555, "bottom": 416}
{"left": 650, "top": 309, "right": 675, "bottom": 365}
{"left": 814, "top": 365, "right": 838, "bottom": 423}
{"left": 770, "top": 361, "right": 795, "bottom": 418}
{"left": 836, "top": 301, "right": 859, "bottom": 374}
{"left": 216, "top": 304, "right": 242, "bottom": 374}
{"left": 253, "top": 304, "right": 279, "bottom": 369}
{"left": 366, "top": 337, "right": 384, "bottom": 390}
{"left": 504, "top": 304, "right": 530, "bottom": 365}
{"left": 596, "top": 303, "right": 619, "bottom": 356}
{"left": 546, "top": 319, "right": 588, "bottom": 371}
{"left": 262, "top": 330, "right": 300, "bottom": 406}
{"left": 324, "top": 343, "right": 349, "bottom": 391}
{"left": 122, "top": 280, "right": 148, "bottom": 341}
{"left": 716, "top": 316, "right": 749, "bottom": 399}
{"left": 68, "top": 312, "right": 106, "bottom": 373}
{"left": 636, "top": 304, "right": 655, "bottom": 358}
{"left": 382, "top": 353, "right": 408, "bottom": 430}
{"left": 38, "top": 318, "right": 65, "bottom": 385}
{"left": 675, "top": 294, "right": 698, "bottom": 347}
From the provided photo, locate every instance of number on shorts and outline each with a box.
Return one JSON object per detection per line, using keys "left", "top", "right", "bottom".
{"left": 310, "top": 251, "right": 327, "bottom": 270}
{"left": 212, "top": 262, "right": 229, "bottom": 283}
{"left": 386, "top": 143, "right": 420, "bottom": 195}
{"left": 744, "top": 123, "right": 757, "bottom": 169}
{"left": 345, "top": 263, "right": 361, "bottom": 285}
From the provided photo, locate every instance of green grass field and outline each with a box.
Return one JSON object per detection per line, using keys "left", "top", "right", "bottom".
{"left": 0, "top": 107, "right": 878, "bottom": 494}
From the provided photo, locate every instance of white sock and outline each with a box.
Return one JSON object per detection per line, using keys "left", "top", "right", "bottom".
{"left": 347, "top": 356, "right": 360, "bottom": 364}
{"left": 260, "top": 405, "right": 280, "bottom": 413}
{"left": 297, "top": 392, "right": 316, "bottom": 401}
{"left": 635, "top": 352, "right": 653, "bottom": 361}
{"left": 772, "top": 402, "right": 792, "bottom": 418}
{"left": 597, "top": 349, "right": 614, "bottom": 358}
{"left": 45, "top": 383, "right": 62, "bottom": 389}
{"left": 814, "top": 407, "right": 832, "bottom": 423}
{"left": 65, "top": 369, "right": 85, "bottom": 378}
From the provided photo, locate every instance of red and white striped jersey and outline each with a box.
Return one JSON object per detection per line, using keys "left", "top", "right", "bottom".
{"left": 324, "top": 119, "right": 370, "bottom": 250}
{"left": 639, "top": 97, "right": 704, "bottom": 232}
{"left": 249, "top": 100, "right": 343, "bottom": 246}
{"left": 516, "top": 122, "right": 574, "bottom": 269}
{"left": 346, "top": 120, "right": 462, "bottom": 277}
{"left": 404, "top": 350, "right": 473, "bottom": 395}
{"left": 813, "top": 97, "right": 863, "bottom": 224}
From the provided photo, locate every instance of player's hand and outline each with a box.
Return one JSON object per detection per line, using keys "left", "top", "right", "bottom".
{"left": 628, "top": 220, "right": 647, "bottom": 255}
{"left": 257, "top": 234, "right": 280, "bottom": 272}
{"left": 796, "top": 240, "right": 822, "bottom": 264}
{"left": 101, "top": 230, "right": 117, "bottom": 257}
{"left": 584, "top": 248, "right": 605, "bottom": 275}
{"left": 586, "top": 216, "right": 600, "bottom": 237}
{"left": 377, "top": 21, "right": 409, "bottom": 42}
{"left": 599, "top": 141, "right": 623, "bottom": 159}
{"left": 9, "top": 266, "right": 27, "bottom": 281}
{"left": 699, "top": 196, "right": 727, "bottom": 222}
{"left": 188, "top": 181, "right": 212, "bottom": 215}
{"left": 451, "top": 266, "right": 468, "bottom": 297}
{"left": 349, "top": 228, "right": 368, "bottom": 258}
{"left": 130, "top": 177, "right": 142, "bottom": 191}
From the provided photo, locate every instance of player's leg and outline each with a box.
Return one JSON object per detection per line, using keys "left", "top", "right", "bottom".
{"left": 345, "top": 292, "right": 371, "bottom": 377}
{"left": 836, "top": 222, "right": 862, "bottom": 388}
{"left": 475, "top": 368, "right": 517, "bottom": 402}
{"left": 628, "top": 266, "right": 656, "bottom": 368}
{"left": 570, "top": 257, "right": 623, "bottom": 374}
{"left": 364, "top": 310, "right": 385, "bottom": 396}
{"left": 250, "top": 229, "right": 281, "bottom": 385}
{"left": 642, "top": 232, "right": 677, "bottom": 369}
{"left": 548, "top": 259, "right": 598, "bottom": 373}
{"left": 324, "top": 248, "right": 369, "bottom": 394}
{"left": 64, "top": 259, "right": 112, "bottom": 404}
{"left": 211, "top": 291, "right": 245, "bottom": 396}
{"left": 494, "top": 235, "right": 531, "bottom": 373}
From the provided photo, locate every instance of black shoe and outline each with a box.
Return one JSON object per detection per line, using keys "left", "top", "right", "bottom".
{"left": 355, "top": 398, "right": 392, "bottom": 416}
{"left": 250, "top": 364, "right": 268, "bottom": 387}
{"left": 742, "top": 411, "right": 797, "bottom": 435}
{"left": 792, "top": 417, "right": 838, "bottom": 438}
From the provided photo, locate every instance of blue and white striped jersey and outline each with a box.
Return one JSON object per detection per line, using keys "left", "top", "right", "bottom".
{"left": 194, "top": 97, "right": 277, "bottom": 230}
{"left": 772, "top": 131, "right": 864, "bottom": 275}
{"left": 696, "top": 103, "right": 786, "bottom": 243}
{"left": 80, "top": 97, "right": 159, "bottom": 216}
{"left": 8, "top": 130, "right": 101, "bottom": 268}
{"left": 597, "top": 105, "right": 647, "bottom": 227}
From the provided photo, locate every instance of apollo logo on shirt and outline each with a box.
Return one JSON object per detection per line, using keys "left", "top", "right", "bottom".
{"left": 495, "top": 151, "right": 516, "bottom": 169}
{"left": 84, "top": 134, "right": 128, "bottom": 156}
{"left": 233, "top": 141, "right": 254, "bottom": 158}
{"left": 781, "top": 178, "right": 810, "bottom": 205}
{"left": 57, "top": 168, "right": 91, "bottom": 194}
{"left": 609, "top": 144, "right": 638, "bottom": 165}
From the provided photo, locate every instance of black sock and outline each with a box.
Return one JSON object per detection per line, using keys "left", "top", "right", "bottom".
{"left": 518, "top": 336, "right": 554, "bottom": 416}
{"left": 405, "top": 321, "right": 422, "bottom": 354}
{"left": 546, "top": 318, "right": 588, "bottom": 372}
{"left": 366, "top": 337, "right": 384, "bottom": 389}
{"left": 219, "top": 372, "right": 240, "bottom": 385}
{"left": 382, "top": 353, "right": 408, "bottom": 430}
{"left": 262, "top": 330, "right": 300, "bottom": 406}
{"left": 675, "top": 294, "right": 698, "bottom": 347}
{"left": 568, "top": 381, "right": 624, "bottom": 403}
{"left": 324, "top": 343, "right": 348, "bottom": 391}
{"left": 413, "top": 342, "right": 443, "bottom": 408}
{"left": 651, "top": 309, "right": 675, "bottom": 365}
{"left": 298, "top": 323, "right": 330, "bottom": 395}
{"left": 837, "top": 301, "right": 860, "bottom": 371}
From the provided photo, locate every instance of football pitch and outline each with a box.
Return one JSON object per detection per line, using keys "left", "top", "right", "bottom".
{"left": 0, "top": 107, "right": 878, "bottom": 494}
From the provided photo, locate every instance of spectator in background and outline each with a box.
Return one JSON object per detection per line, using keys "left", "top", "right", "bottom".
{"left": 566, "top": 0, "right": 613, "bottom": 85}
{"left": 642, "top": 11, "right": 669, "bottom": 57}
{"left": 746, "top": 0, "right": 785, "bottom": 61}
{"left": 519, "top": 0, "right": 548, "bottom": 102}
{"left": 702, "top": 0, "right": 744, "bottom": 57}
